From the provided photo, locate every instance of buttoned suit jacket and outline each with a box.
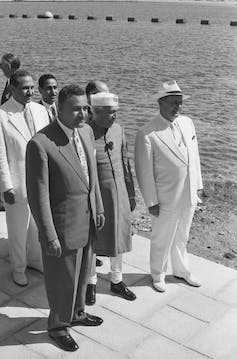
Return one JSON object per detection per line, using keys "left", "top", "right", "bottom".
{"left": 0, "top": 97, "right": 49, "bottom": 203}
{"left": 26, "top": 121, "right": 104, "bottom": 252}
{"left": 135, "top": 114, "right": 203, "bottom": 209}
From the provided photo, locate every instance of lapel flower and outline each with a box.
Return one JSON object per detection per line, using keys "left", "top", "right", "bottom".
{"left": 104, "top": 141, "right": 114, "bottom": 152}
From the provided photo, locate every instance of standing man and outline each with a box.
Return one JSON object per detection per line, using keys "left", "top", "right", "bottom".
{"left": 86, "top": 80, "right": 109, "bottom": 268}
{"left": 86, "top": 92, "right": 136, "bottom": 305}
{"left": 0, "top": 53, "right": 21, "bottom": 105}
{"left": 38, "top": 74, "right": 58, "bottom": 122}
{"left": 0, "top": 69, "right": 49, "bottom": 286}
{"left": 135, "top": 80, "right": 203, "bottom": 292}
{"left": 26, "top": 84, "right": 104, "bottom": 352}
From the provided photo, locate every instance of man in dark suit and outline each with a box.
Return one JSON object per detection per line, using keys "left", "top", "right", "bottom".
{"left": 26, "top": 84, "right": 105, "bottom": 352}
{"left": 38, "top": 74, "right": 59, "bottom": 123}
{"left": 0, "top": 53, "right": 21, "bottom": 105}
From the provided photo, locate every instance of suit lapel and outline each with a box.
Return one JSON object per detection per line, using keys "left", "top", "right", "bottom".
{"left": 8, "top": 103, "right": 31, "bottom": 142}
{"left": 56, "top": 124, "right": 89, "bottom": 189}
{"left": 154, "top": 115, "right": 188, "bottom": 165}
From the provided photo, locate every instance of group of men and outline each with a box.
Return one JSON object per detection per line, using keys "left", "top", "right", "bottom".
{"left": 0, "top": 52, "right": 204, "bottom": 352}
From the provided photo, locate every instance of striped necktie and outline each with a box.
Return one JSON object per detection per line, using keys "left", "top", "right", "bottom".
{"left": 24, "top": 104, "right": 36, "bottom": 137}
{"left": 72, "top": 129, "right": 89, "bottom": 183}
{"left": 50, "top": 105, "right": 57, "bottom": 122}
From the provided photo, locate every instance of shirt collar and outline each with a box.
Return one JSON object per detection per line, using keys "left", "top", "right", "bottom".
{"left": 159, "top": 113, "right": 178, "bottom": 127}
{"left": 11, "top": 97, "right": 26, "bottom": 111}
{"left": 57, "top": 118, "right": 74, "bottom": 140}
{"left": 41, "top": 99, "right": 56, "bottom": 111}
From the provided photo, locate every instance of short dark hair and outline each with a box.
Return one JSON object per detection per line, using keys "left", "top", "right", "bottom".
{"left": 10, "top": 69, "right": 32, "bottom": 87}
{"left": 1, "top": 53, "right": 21, "bottom": 71}
{"left": 38, "top": 74, "right": 57, "bottom": 88}
{"left": 86, "top": 81, "right": 98, "bottom": 98}
{"left": 58, "top": 84, "right": 85, "bottom": 105}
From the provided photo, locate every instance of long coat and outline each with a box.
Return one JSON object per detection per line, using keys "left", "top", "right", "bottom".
{"left": 135, "top": 114, "right": 203, "bottom": 209}
{"left": 91, "top": 122, "right": 135, "bottom": 257}
{"left": 0, "top": 97, "right": 49, "bottom": 201}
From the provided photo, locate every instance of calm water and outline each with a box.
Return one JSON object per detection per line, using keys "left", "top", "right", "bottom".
{"left": 0, "top": 1, "right": 237, "bottom": 183}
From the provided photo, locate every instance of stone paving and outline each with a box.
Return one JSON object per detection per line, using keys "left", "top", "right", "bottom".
{"left": 0, "top": 211, "right": 237, "bottom": 358}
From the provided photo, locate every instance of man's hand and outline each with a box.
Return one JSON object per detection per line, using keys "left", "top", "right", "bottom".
{"left": 45, "top": 239, "right": 62, "bottom": 258}
{"left": 3, "top": 189, "right": 16, "bottom": 205}
{"left": 148, "top": 204, "right": 160, "bottom": 217}
{"left": 97, "top": 213, "right": 105, "bottom": 231}
{"left": 197, "top": 189, "right": 207, "bottom": 204}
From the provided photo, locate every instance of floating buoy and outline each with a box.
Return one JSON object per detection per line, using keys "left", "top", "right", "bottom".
{"left": 22, "top": 14, "right": 31, "bottom": 19}
{"left": 106, "top": 16, "right": 113, "bottom": 21}
{"left": 127, "top": 17, "right": 136, "bottom": 22}
{"left": 176, "top": 18, "right": 186, "bottom": 24}
{"left": 151, "top": 18, "right": 159, "bottom": 23}
{"left": 201, "top": 19, "right": 209, "bottom": 25}
{"left": 230, "top": 21, "right": 237, "bottom": 26}
{"left": 9, "top": 14, "right": 18, "bottom": 18}
{"left": 68, "top": 15, "right": 78, "bottom": 20}
{"left": 53, "top": 14, "right": 62, "bottom": 19}
{"left": 87, "top": 16, "right": 96, "bottom": 20}
{"left": 37, "top": 11, "right": 53, "bottom": 19}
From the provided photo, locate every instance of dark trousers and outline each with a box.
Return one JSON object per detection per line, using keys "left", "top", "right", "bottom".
{"left": 41, "top": 233, "right": 94, "bottom": 337}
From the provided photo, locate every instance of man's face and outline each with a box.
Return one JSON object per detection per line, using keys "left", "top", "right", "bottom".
{"left": 92, "top": 106, "right": 118, "bottom": 128}
{"left": 39, "top": 78, "right": 58, "bottom": 105}
{"left": 159, "top": 95, "right": 183, "bottom": 122}
{"left": 11, "top": 76, "right": 34, "bottom": 105}
{"left": 58, "top": 94, "right": 89, "bottom": 129}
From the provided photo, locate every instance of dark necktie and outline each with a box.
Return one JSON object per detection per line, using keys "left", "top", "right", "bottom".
{"left": 50, "top": 105, "right": 57, "bottom": 122}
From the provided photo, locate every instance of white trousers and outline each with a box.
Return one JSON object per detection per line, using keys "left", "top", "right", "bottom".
{"left": 150, "top": 203, "right": 196, "bottom": 282}
{"left": 88, "top": 253, "right": 123, "bottom": 285}
{"left": 5, "top": 202, "right": 43, "bottom": 274}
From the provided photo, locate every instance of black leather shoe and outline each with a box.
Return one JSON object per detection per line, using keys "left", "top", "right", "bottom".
{"left": 49, "top": 334, "right": 79, "bottom": 352}
{"left": 86, "top": 284, "right": 96, "bottom": 306}
{"left": 71, "top": 312, "right": 103, "bottom": 327}
{"left": 111, "top": 281, "right": 136, "bottom": 301}
{"left": 96, "top": 258, "right": 103, "bottom": 267}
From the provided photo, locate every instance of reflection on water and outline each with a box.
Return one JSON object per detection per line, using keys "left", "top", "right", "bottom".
{"left": 0, "top": 1, "right": 237, "bottom": 182}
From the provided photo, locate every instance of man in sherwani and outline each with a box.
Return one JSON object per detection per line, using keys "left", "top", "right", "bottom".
{"left": 0, "top": 69, "right": 49, "bottom": 286}
{"left": 86, "top": 92, "right": 136, "bottom": 305}
{"left": 26, "top": 84, "right": 104, "bottom": 352}
{"left": 135, "top": 80, "right": 203, "bottom": 292}
{"left": 38, "top": 74, "right": 58, "bottom": 122}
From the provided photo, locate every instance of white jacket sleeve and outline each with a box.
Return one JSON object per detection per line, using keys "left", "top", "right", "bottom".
{"left": 191, "top": 120, "right": 203, "bottom": 190}
{"left": 0, "top": 113, "right": 13, "bottom": 192}
{"left": 135, "top": 129, "right": 158, "bottom": 208}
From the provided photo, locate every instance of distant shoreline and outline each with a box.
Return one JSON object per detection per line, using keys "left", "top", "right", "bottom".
{"left": 0, "top": 0, "right": 237, "bottom": 4}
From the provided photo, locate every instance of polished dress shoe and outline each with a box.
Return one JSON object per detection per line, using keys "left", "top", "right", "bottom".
{"left": 153, "top": 280, "right": 166, "bottom": 292}
{"left": 111, "top": 281, "right": 136, "bottom": 301}
{"left": 49, "top": 334, "right": 79, "bottom": 352}
{"left": 86, "top": 284, "right": 96, "bottom": 306}
{"left": 13, "top": 272, "right": 28, "bottom": 287}
{"left": 71, "top": 312, "right": 103, "bottom": 327}
{"left": 96, "top": 257, "right": 103, "bottom": 267}
{"left": 174, "top": 274, "right": 201, "bottom": 287}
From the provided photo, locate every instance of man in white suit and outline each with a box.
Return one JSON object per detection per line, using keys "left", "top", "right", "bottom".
{"left": 135, "top": 80, "right": 203, "bottom": 292}
{"left": 0, "top": 69, "right": 49, "bottom": 286}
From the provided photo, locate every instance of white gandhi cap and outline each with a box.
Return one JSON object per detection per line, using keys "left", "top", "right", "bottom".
{"left": 90, "top": 92, "right": 119, "bottom": 107}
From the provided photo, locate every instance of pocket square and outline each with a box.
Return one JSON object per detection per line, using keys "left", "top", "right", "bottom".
{"left": 192, "top": 135, "right": 196, "bottom": 140}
